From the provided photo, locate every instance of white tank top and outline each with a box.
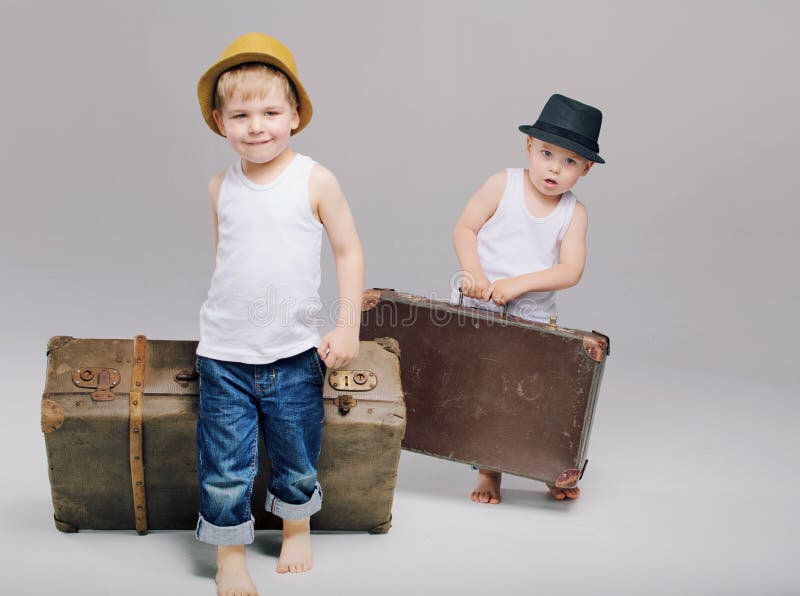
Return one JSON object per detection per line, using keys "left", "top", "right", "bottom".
{"left": 454, "top": 168, "right": 577, "bottom": 323}
{"left": 197, "top": 153, "right": 323, "bottom": 364}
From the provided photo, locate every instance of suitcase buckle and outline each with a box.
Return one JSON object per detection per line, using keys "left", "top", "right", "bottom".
{"left": 334, "top": 394, "right": 357, "bottom": 414}
{"left": 72, "top": 367, "right": 121, "bottom": 401}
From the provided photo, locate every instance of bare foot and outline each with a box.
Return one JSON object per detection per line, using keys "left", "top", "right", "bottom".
{"left": 277, "top": 518, "right": 313, "bottom": 573}
{"left": 470, "top": 469, "right": 502, "bottom": 504}
{"left": 216, "top": 545, "right": 259, "bottom": 596}
{"left": 548, "top": 484, "right": 581, "bottom": 500}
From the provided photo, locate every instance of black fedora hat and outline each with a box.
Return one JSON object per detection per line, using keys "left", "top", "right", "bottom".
{"left": 519, "top": 94, "right": 605, "bottom": 164}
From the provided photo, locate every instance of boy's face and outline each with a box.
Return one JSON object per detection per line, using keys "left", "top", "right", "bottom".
{"left": 525, "top": 137, "right": 593, "bottom": 197}
{"left": 212, "top": 85, "right": 299, "bottom": 165}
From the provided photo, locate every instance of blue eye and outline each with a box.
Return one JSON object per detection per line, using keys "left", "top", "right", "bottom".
{"left": 565, "top": 158, "right": 576, "bottom": 166}
{"left": 542, "top": 150, "right": 552, "bottom": 157}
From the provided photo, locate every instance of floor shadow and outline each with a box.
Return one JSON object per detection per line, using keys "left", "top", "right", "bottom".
{"left": 252, "top": 531, "right": 283, "bottom": 559}
{"left": 395, "top": 452, "right": 475, "bottom": 497}
{"left": 180, "top": 529, "right": 288, "bottom": 576}
{"left": 394, "top": 452, "right": 583, "bottom": 513}
{"left": 8, "top": 496, "right": 65, "bottom": 532}
{"left": 500, "top": 488, "right": 579, "bottom": 512}
{"left": 178, "top": 531, "right": 217, "bottom": 579}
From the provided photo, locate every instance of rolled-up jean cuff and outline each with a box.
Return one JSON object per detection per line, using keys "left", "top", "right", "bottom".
{"left": 265, "top": 482, "right": 323, "bottom": 521}
{"left": 195, "top": 514, "right": 255, "bottom": 546}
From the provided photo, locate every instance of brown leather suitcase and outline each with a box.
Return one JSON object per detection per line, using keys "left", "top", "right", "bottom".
{"left": 41, "top": 336, "right": 405, "bottom": 534}
{"left": 359, "top": 289, "right": 609, "bottom": 490}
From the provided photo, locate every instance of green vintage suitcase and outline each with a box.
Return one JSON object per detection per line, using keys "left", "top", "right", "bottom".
{"left": 41, "top": 336, "right": 405, "bottom": 534}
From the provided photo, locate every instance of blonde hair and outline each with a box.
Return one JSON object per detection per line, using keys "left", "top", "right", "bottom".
{"left": 214, "top": 63, "right": 299, "bottom": 112}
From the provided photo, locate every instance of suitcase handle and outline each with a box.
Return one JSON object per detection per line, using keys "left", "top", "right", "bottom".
{"left": 174, "top": 369, "right": 199, "bottom": 386}
{"left": 457, "top": 288, "right": 509, "bottom": 317}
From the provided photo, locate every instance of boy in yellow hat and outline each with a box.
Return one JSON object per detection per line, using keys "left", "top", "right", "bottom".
{"left": 195, "top": 32, "right": 364, "bottom": 593}
{"left": 453, "top": 94, "right": 605, "bottom": 504}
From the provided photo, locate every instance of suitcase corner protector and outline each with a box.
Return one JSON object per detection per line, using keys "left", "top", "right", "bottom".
{"left": 361, "top": 289, "right": 383, "bottom": 312}
{"left": 47, "top": 336, "right": 75, "bottom": 354}
{"left": 54, "top": 516, "right": 78, "bottom": 533}
{"left": 368, "top": 516, "right": 392, "bottom": 534}
{"left": 582, "top": 335, "right": 608, "bottom": 362}
{"left": 374, "top": 337, "right": 401, "bottom": 358}
{"left": 41, "top": 398, "right": 65, "bottom": 434}
{"left": 554, "top": 468, "right": 581, "bottom": 488}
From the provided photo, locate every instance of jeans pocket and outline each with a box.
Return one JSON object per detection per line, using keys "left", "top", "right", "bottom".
{"left": 312, "top": 350, "right": 327, "bottom": 385}
{"left": 195, "top": 355, "right": 204, "bottom": 374}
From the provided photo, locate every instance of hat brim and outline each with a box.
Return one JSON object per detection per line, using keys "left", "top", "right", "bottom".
{"left": 198, "top": 52, "right": 313, "bottom": 137}
{"left": 518, "top": 125, "right": 605, "bottom": 164}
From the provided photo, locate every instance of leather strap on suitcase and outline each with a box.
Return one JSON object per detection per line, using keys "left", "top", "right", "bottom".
{"left": 129, "top": 335, "right": 148, "bottom": 535}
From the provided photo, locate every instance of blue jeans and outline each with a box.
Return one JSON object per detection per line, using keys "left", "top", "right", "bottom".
{"left": 194, "top": 348, "right": 326, "bottom": 546}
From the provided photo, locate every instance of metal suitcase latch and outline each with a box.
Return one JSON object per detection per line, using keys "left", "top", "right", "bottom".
{"left": 328, "top": 370, "right": 377, "bottom": 391}
{"left": 72, "top": 367, "right": 121, "bottom": 401}
{"left": 334, "top": 394, "right": 357, "bottom": 414}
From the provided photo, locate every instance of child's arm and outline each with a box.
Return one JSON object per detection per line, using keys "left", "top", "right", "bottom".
{"left": 487, "top": 201, "right": 588, "bottom": 305}
{"left": 453, "top": 172, "right": 506, "bottom": 299}
{"left": 311, "top": 165, "right": 364, "bottom": 370}
{"left": 208, "top": 172, "right": 224, "bottom": 257}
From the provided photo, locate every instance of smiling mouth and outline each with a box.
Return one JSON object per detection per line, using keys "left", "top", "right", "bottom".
{"left": 544, "top": 178, "right": 557, "bottom": 185}
{"left": 247, "top": 140, "right": 271, "bottom": 145}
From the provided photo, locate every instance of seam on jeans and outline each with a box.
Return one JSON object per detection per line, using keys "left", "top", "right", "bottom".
{"left": 245, "top": 428, "right": 258, "bottom": 520}
{"left": 196, "top": 424, "right": 205, "bottom": 513}
{"left": 312, "top": 350, "right": 326, "bottom": 385}
{"left": 248, "top": 361, "right": 258, "bottom": 520}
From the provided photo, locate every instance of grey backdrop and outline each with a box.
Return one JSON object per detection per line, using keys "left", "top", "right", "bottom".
{"left": 2, "top": 1, "right": 797, "bottom": 595}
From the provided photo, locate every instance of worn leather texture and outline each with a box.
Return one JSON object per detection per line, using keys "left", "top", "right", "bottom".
{"left": 360, "top": 289, "right": 607, "bottom": 485}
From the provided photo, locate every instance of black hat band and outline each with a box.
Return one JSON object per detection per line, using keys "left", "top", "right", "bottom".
{"left": 531, "top": 121, "right": 599, "bottom": 153}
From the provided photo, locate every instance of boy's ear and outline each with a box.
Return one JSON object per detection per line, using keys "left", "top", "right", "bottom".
{"left": 581, "top": 161, "right": 594, "bottom": 176}
{"left": 290, "top": 109, "right": 300, "bottom": 131}
{"left": 525, "top": 135, "right": 533, "bottom": 155}
{"left": 212, "top": 109, "right": 226, "bottom": 137}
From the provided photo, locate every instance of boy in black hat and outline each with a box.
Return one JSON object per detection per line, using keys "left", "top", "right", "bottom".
{"left": 452, "top": 93, "right": 605, "bottom": 504}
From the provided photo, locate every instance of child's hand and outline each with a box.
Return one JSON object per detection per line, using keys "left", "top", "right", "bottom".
{"left": 461, "top": 272, "right": 492, "bottom": 300}
{"left": 318, "top": 327, "right": 360, "bottom": 370}
{"left": 486, "top": 277, "right": 522, "bottom": 306}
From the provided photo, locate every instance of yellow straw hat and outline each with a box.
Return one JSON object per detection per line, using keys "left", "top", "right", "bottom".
{"left": 197, "top": 32, "right": 313, "bottom": 136}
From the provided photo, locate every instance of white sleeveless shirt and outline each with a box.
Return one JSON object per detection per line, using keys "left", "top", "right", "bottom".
{"left": 197, "top": 154, "right": 323, "bottom": 364}
{"left": 455, "top": 168, "right": 577, "bottom": 323}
